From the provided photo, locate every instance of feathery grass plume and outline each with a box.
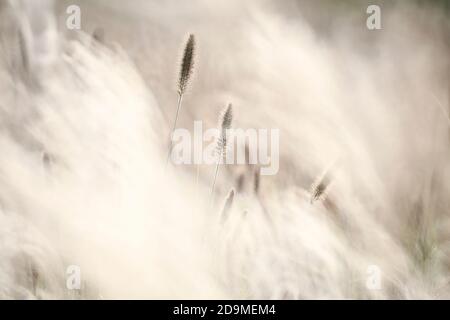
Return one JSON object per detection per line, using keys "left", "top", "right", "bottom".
{"left": 220, "top": 189, "right": 235, "bottom": 223}
{"left": 310, "top": 180, "right": 327, "bottom": 204}
{"left": 178, "top": 34, "right": 195, "bottom": 96}
{"left": 216, "top": 103, "right": 233, "bottom": 160}
{"left": 166, "top": 34, "right": 196, "bottom": 165}
{"left": 310, "top": 167, "right": 333, "bottom": 204}
{"left": 210, "top": 104, "right": 233, "bottom": 201}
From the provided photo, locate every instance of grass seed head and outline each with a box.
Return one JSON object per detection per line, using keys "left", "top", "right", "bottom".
{"left": 178, "top": 34, "right": 195, "bottom": 95}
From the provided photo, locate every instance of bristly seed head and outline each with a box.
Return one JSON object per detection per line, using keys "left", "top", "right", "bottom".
{"left": 216, "top": 104, "right": 233, "bottom": 160}
{"left": 310, "top": 182, "right": 327, "bottom": 203}
{"left": 310, "top": 169, "right": 332, "bottom": 204}
{"left": 221, "top": 103, "right": 233, "bottom": 130}
{"left": 178, "top": 34, "right": 195, "bottom": 95}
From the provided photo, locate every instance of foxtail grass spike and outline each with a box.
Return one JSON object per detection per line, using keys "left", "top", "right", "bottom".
{"left": 166, "top": 34, "right": 196, "bottom": 166}
{"left": 310, "top": 169, "right": 332, "bottom": 204}
{"left": 216, "top": 104, "right": 233, "bottom": 161}
{"left": 178, "top": 34, "right": 195, "bottom": 96}
{"left": 210, "top": 104, "right": 233, "bottom": 202}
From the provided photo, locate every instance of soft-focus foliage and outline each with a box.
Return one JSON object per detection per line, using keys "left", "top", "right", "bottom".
{"left": 0, "top": 0, "right": 448, "bottom": 299}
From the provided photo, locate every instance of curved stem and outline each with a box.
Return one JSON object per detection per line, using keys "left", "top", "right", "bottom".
{"left": 166, "top": 94, "right": 183, "bottom": 166}
{"left": 210, "top": 159, "right": 220, "bottom": 205}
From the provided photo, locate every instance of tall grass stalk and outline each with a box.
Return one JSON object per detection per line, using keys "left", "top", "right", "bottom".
{"left": 210, "top": 104, "right": 233, "bottom": 204}
{"left": 166, "top": 34, "right": 195, "bottom": 165}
